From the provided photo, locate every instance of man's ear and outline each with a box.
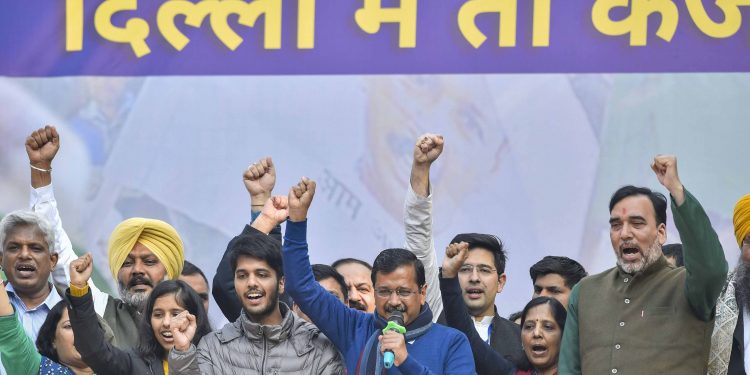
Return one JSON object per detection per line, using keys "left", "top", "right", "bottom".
{"left": 49, "top": 253, "right": 59, "bottom": 269}
{"left": 657, "top": 223, "right": 667, "bottom": 246}
{"left": 497, "top": 273, "right": 507, "bottom": 294}
{"left": 278, "top": 276, "right": 285, "bottom": 295}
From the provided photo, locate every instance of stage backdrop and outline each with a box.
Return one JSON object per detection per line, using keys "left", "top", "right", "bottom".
{"left": 2, "top": 0, "right": 750, "bottom": 321}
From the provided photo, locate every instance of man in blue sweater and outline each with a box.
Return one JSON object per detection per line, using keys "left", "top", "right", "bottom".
{"left": 277, "top": 176, "right": 475, "bottom": 374}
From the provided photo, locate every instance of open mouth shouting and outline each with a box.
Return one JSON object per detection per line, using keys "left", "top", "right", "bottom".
{"left": 529, "top": 342, "right": 549, "bottom": 357}
{"left": 14, "top": 263, "right": 37, "bottom": 278}
{"left": 620, "top": 244, "right": 641, "bottom": 263}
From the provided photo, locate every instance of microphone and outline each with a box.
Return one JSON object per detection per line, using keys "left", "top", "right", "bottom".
{"left": 382, "top": 310, "right": 406, "bottom": 369}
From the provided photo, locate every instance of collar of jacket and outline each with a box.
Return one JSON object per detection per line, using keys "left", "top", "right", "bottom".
{"left": 616, "top": 254, "right": 669, "bottom": 279}
{"left": 215, "top": 302, "right": 323, "bottom": 357}
{"left": 238, "top": 302, "right": 293, "bottom": 341}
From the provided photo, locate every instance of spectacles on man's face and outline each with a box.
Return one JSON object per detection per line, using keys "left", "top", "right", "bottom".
{"left": 375, "top": 288, "right": 419, "bottom": 299}
{"left": 458, "top": 264, "right": 497, "bottom": 277}
{"left": 743, "top": 237, "right": 750, "bottom": 248}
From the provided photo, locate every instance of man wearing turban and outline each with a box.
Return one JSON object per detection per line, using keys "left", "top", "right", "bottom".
{"left": 108, "top": 217, "right": 184, "bottom": 309}
{"left": 709, "top": 194, "right": 750, "bottom": 375}
{"left": 96, "top": 217, "right": 185, "bottom": 348}
{"left": 24, "top": 127, "right": 186, "bottom": 350}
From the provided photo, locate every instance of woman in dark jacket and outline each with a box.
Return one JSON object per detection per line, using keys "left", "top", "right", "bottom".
{"left": 68, "top": 278, "right": 211, "bottom": 375}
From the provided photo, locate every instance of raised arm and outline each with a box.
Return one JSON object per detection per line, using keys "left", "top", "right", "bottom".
{"left": 213, "top": 157, "right": 281, "bottom": 321}
{"left": 283, "top": 177, "right": 366, "bottom": 355}
{"left": 405, "top": 133, "right": 444, "bottom": 321}
{"left": 67, "top": 253, "right": 135, "bottom": 375}
{"left": 25, "top": 126, "right": 108, "bottom": 315}
{"left": 439, "top": 242, "right": 514, "bottom": 375}
{"left": 651, "top": 155, "right": 727, "bottom": 320}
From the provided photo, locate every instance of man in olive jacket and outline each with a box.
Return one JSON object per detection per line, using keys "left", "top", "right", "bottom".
{"left": 559, "top": 155, "right": 728, "bottom": 375}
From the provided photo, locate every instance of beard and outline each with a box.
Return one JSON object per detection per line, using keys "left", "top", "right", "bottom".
{"left": 243, "top": 283, "right": 281, "bottom": 323}
{"left": 734, "top": 259, "right": 750, "bottom": 313}
{"left": 118, "top": 274, "right": 165, "bottom": 312}
{"left": 616, "top": 237, "right": 662, "bottom": 274}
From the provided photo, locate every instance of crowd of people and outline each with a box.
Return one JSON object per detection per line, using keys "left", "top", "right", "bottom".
{"left": 0, "top": 125, "right": 748, "bottom": 374}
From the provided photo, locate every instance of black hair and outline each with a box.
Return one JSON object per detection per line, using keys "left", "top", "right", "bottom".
{"left": 332, "top": 258, "right": 373, "bottom": 271}
{"left": 609, "top": 185, "right": 668, "bottom": 226}
{"left": 228, "top": 232, "right": 283, "bottom": 278}
{"left": 529, "top": 256, "right": 588, "bottom": 288}
{"left": 36, "top": 300, "right": 69, "bottom": 363}
{"left": 136, "top": 280, "right": 212, "bottom": 361}
{"left": 662, "top": 243, "right": 684, "bottom": 267}
{"left": 371, "top": 248, "right": 425, "bottom": 288}
{"left": 181, "top": 260, "right": 209, "bottom": 285}
{"left": 450, "top": 233, "right": 507, "bottom": 274}
{"left": 508, "top": 310, "right": 523, "bottom": 323}
{"left": 313, "top": 264, "right": 349, "bottom": 302}
{"left": 520, "top": 296, "right": 567, "bottom": 332}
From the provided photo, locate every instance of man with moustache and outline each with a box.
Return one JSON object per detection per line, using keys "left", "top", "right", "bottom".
{"left": 168, "top": 198, "right": 344, "bottom": 374}
{"left": 281, "top": 176, "right": 475, "bottom": 374}
{"left": 332, "top": 258, "right": 375, "bottom": 312}
{"left": 559, "top": 155, "right": 728, "bottom": 374}
{"left": 24, "top": 125, "right": 186, "bottom": 349}
{"left": 0, "top": 211, "right": 61, "bottom": 375}
{"left": 708, "top": 194, "right": 750, "bottom": 375}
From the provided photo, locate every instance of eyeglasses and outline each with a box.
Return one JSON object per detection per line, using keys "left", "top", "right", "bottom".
{"left": 375, "top": 288, "right": 419, "bottom": 299}
{"left": 743, "top": 238, "right": 750, "bottom": 248}
{"left": 458, "top": 264, "right": 497, "bottom": 276}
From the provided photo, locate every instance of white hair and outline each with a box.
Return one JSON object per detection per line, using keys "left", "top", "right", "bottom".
{"left": 0, "top": 210, "right": 55, "bottom": 255}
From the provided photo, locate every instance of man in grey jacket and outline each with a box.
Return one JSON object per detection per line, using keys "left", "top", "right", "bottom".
{"left": 168, "top": 211, "right": 344, "bottom": 374}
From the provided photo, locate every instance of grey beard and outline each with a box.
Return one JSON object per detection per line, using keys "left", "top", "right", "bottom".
{"left": 617, "top": 238, "right": 662, "bottom": 274}
{"left": 119, "top": 285, "right": 149, "bottom": 312}
{"left": 118, "top": 275, "right": 169, "bottom": 312}
{"left": 734, "top": 259, "right": 750, "bottom": 313}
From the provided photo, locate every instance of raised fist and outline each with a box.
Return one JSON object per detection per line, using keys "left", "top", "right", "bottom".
{"left": 288, "top": 177, "right": 316, "bottom": 222}
{"left": 69, "top": 253, "right": 94, "bottom": 288}
{"left": 25, "top": 125, "right": 60, "bottom": 169}
{"left": 651, "top": 154, "right": 685, "bottom": 203}
{"left": 244, "top": 157, "right": 276, "bottom": 205}
{"left": 170, "top": 310, "right": 197, "bottom": 352}
{"left": 261, "top": 196, "right": 289, "bottom": 227}
{"left": 441, "top": 242, "right": 469, "bottom": 278}
{"left": 413, "top": 133, "right": 444, "bottom": 166}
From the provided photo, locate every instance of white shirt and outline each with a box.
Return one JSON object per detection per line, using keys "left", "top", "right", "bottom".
{"left": 30, "top": 184, "right": 109, "bottom": 315}
{"left": 474, "top": 315, "right": 494, "bottom": 343}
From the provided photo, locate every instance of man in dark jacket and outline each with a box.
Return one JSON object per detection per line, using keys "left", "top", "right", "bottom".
{"left": 404, "top": 133, "right": 526, "bottom": 369}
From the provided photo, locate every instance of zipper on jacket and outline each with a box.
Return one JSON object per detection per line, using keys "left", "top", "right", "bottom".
{"left": 260, "top": 326, "right": 267, "bottom": 375}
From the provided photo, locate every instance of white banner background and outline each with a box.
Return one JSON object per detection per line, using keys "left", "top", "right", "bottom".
{"left": 1, "top": 74, "right": 748, "bottom": 322}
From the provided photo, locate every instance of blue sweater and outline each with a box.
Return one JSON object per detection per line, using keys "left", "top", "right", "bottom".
{"left": 283, "top": 220, "right": 476, "bottom": 375}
